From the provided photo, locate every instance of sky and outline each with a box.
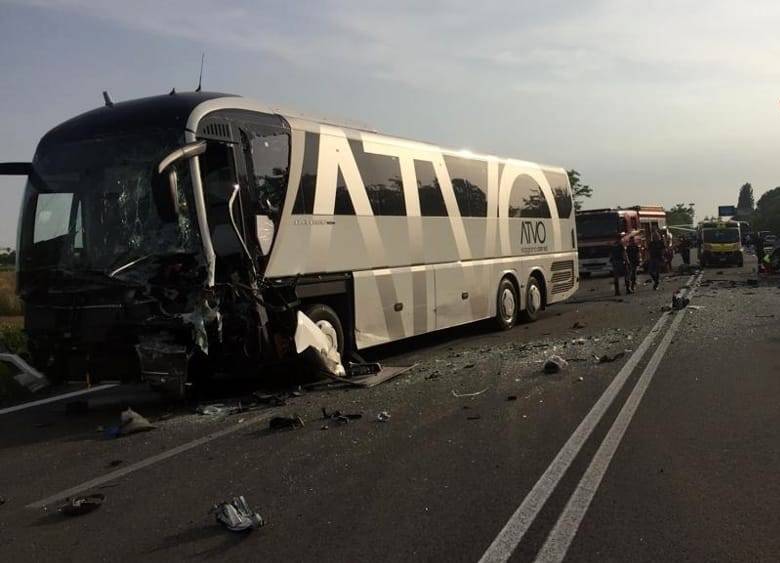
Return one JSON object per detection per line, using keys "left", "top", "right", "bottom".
{"left": 2, "top": 0, "right": 780, "bottom": 246}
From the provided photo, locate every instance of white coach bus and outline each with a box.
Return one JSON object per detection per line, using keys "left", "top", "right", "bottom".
{"left": 1, "top": 92, "right": 578, "bottom": 393}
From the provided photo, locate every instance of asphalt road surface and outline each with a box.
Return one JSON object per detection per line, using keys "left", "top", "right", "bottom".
{"left": 1, "top": 256, "right": 778, "bottom": 562}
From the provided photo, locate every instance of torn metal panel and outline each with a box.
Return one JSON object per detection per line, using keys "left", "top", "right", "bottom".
{"left": 294, "top": 311, "right": 345, "bottom": 376}
{"left": 135, "top": 340, "right": 189, "bottom": 396}
{"left": 181, "top": 298, "right": 222, "bottom": 355}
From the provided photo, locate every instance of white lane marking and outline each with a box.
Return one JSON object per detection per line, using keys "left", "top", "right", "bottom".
{"left": 26, "top": 411, "right": 277, "bottom": 509}
{"left": 535, "top": 274, "right": 701, "bottom": 562}
{"left": 0, "top": 384, "right": 119, "bottom": 416}
{"left": 479, "top": 274, "right": 698, "bottom": 562}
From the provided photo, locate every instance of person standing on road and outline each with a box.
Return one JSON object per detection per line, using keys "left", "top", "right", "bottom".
{"left": 626, "top": 236, "right": 641, "bottom": 293}
{"left": 648, "top": 231, "right": 665, "bottom": 290}
{"left": 610, "top": 236, "right": 630, "bottom": 296}
{"left": 754, "top": 233, "right": 765, "bottom": 264}
{"left": 678, "top": 235, "right": 691, "bottom": 266}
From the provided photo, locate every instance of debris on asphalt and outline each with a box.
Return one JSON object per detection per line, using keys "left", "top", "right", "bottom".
{"left": 467, "top": 415, "right": 481, "bottom": 421}
{"left": 119, "top": 408, "right": 156, "bottom": 436}
{"left": 672, "top": 291, "right": 690, "bottom": 310}
{"left": 755, "top": 314, "right": 775, "bottom": 318}
{"left": 213, "top": 496, "right": 265, "bottom": 532}
{"left": 377, "top": 411, "right": 391, "bottom": 422}
{"left": 571, "top": 321, "right": 586, "bottom": 330}
{"left": 577, "top": 376, "right": 585, "bottom": 382}
{"left": 347, "top": 361, "right": 382, "bottom": 377}
{"left": 506, "top": 395, "right": 518, "bottom": 401}
{"left": 597, "top": 352, "right": 626, "bottom": 364}
{"left": 543, "top": 355, "right": 568, "bottom": 374}
{"left": 571, "top": 338, "right": 586, "bottom": 345}
{"left": 107, "top": 460, "right": 123, "bottom": 468}
{"left": 322, "top": 407, "right": 363, "bottom": 424}
{"left": 196, "top": 403, "right": 245, "bottom": 416}
{"left": 269, "top": 415, "right": 304, "bottom": 431}
{"left": 451, "top": 387, "right": 489, "bottom": 398}
{"left": 58, "top": 494, "right": 105, "bottom": 517}
{"left": 0, "top": 496, "right": 5, "bottom": 506}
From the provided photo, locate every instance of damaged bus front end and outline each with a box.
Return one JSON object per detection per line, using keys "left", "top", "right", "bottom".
{"left": 6, "top": 93, "right": 305, "bottom": 396}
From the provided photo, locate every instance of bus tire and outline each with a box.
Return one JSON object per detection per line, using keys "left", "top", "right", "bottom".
{"left": 303, "top": 303, "right": 345, "bottom": 356}
{"left": 520, "top": 275, "right": 543, "bottom": 323}
{"left": 495, "top": 277, "right": 519, "bottom": 330}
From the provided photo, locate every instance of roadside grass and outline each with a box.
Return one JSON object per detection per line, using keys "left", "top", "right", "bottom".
{"left": 0, "top": 270, "right": 22, "bottom": 316}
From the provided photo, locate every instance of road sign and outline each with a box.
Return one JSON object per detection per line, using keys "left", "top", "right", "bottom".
{"left": 718, "top": 205, "right": 736, "bottom": 217}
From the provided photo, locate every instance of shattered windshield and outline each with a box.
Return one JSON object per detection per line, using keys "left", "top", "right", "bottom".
{"left": 18, "top": 130, "right": 200, "bottom": 273}
{"left": 702, "top": 229, "right": 740, "bottom": 243}
{"left": 576, "top": 213, "right": 619, "bottom": 239}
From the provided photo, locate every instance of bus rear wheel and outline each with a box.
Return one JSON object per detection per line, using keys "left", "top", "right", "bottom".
{"left": 520, "top": 275, "right": 543, "bottom": 323}
{"left": 495, "top": 277, "right": 519, "bottom": 330}
{"left": 303, "top": 303, "right": 345, "bottom": 357}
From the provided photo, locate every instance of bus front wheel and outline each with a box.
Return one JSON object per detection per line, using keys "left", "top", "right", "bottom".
{"left": 495, "top": 277, "right": 519, "bottom": 330}
{"left": 303, "top": 303, "right": 345, "bottom": 357}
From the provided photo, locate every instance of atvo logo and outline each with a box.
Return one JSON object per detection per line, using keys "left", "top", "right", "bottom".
{"left": 520, "top": 221, "right": 547, "bottom": 245}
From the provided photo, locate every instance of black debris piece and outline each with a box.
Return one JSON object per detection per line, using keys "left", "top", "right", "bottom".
{"left": 269, "top": 415, "right": 304, "bottom": 431}
{"left": 543, "top": 355, "right": 568, "bottom": 374}
{"left": 672, "top": 291, "right": 690, "bottom": 310}
{"left": 346, "top": 362, "right": 382, "bottom": 377}
{"left": 571, "top": 321, "right": 586, "bottom": 330}
{"left": 107, "top": 460, "right": 123, "bottom": 468}
{"left": 506, "top": 395, "right": 518, "bottom": 401}
{"left": 463, "top": 363, "right": 476, "bottom": 369}
{"left": 58, "top": 494, "right": 105, "bottom": 516}
{"left": 467, "top": 415, "right": 481, "bottom": 420}
{"left": 322, "top": 408, "right": 362, "bottom": 424}
{"left": 213, "top": 496, "right": 265, "bottom": 532}
{"left": 0, "top": 496, "right": 5, "bottom": 506}
{"left": 425, "top": 371, "right": 441, "bottom": 380}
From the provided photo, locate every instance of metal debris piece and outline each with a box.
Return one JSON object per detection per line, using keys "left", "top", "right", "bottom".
{"left": 294, "top": 311, "right": 346, "bottom": 377}
{"left": 321, "top": 407, "right": 362, "bottom": 424}
{"left": 58, "top": 494, "right": 105, "bottom": 516}
{"left": 269, "top": 415, "right": 304, "bottom": 431}
{"left": 543, "top": 355, "right": 568, "bottom": 374}
{"left": 213, "top": 496, "right": 265, "bottom": 532}
{"left": 451, "top": 387, "right": 489, "bottom": 398}
{"left": 377, "top": 411, "right": 391, "bottom": 422}
{"left": 0, "top": 352, "right": 48, "bottom": 392}
{"left": 347, "top": 362, "right": 382, "bottom": 377}
{"left": 196, "top": 403, "right": 244, "bottom": 416}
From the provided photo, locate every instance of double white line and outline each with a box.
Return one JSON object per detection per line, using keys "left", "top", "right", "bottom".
{"left": 480, "top": 273, "right": 701, "bottom": 563}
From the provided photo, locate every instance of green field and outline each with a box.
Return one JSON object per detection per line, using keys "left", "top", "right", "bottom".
{"left": 0, "top": 269, "right": 22, "bottom": 317}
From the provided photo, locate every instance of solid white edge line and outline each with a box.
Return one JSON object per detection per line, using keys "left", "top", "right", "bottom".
{"left": 0, "top": 384, "right": 119, "bottom": 416}
{"left": 535, "top": 274, "right": 701, "bottom": 562}
{"left": 26, "top": 410, "right": 277, "bottom": 509}
{"left": 478, "top": 273, "right": 695, "bottom": 563}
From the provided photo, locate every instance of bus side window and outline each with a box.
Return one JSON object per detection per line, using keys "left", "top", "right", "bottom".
{"left": 350, "top": 139, "right": 405, "bottom": 216}
{"left": 508, "top": 174, "right": 551, "bottom": 218}
{"left": 415, "top": 160, "right": 447, "bottom": 216}
{"left": 543, "top": 171, "right": 572, "bottom": 219}
{"left": 292, "top": 132, "right": 319, "bottom": 215}
{"left": 443, "top": 156, "right": 488, "bottom": 217}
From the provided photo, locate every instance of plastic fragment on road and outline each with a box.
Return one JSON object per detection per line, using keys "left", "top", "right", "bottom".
{"left": 269, "top": 415, "right": 304, "bottom": 431}
{"left": 451, "top": 387, "right": 489, "bottom": 398}
{"left": 543, "top": 355, "right": 568, "bottom": 374}
{"left": 58, "top": 494, "right": 105, "bottom": 516}
{"left": 377, "top": 411, "right": 391, "bottom": 422}
{"left": 213, "top": 496, "right": 265, "bottom": 532}
{"left": 294, "top": 311, "right": 346, "bottom": 377}
{"left": 115, "top": 408, "right": 155, "bottom": 437}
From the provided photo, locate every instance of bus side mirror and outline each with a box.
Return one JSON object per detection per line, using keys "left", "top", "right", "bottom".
{"left": 154, "top": 141, "right": 207, "bottom": 223}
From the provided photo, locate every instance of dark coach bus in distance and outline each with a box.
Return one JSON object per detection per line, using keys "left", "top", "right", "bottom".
{"left": 0, "top": 91, "right": 578, "bottom": 395}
